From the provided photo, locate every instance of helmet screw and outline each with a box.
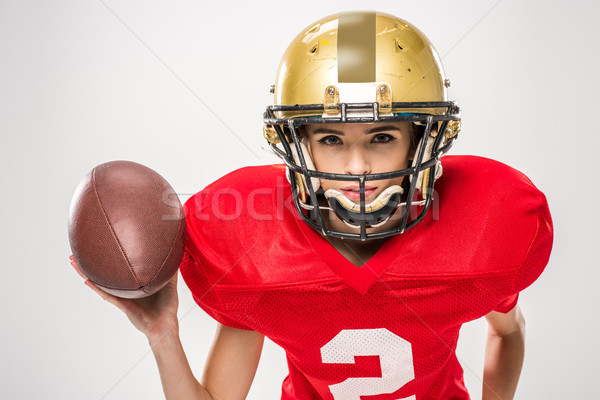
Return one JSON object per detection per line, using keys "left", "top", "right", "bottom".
{"left": 380, "top": 85, "right": 388, "bottom": 93}
{"left": 327, "top": 86, "right": 335, "bottom": 95}
{"left": 444, "top": 79, "right": 451, "bottom": 88}
{"left": 269, "top": 84, "right": 275, "bottom": 93}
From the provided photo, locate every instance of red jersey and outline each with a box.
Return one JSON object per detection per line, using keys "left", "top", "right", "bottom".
{"left": 180, "top": 155, "right": 553, "bottom": 400}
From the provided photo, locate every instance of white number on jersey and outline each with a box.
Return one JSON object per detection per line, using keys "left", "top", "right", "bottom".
{"left": 320, "top": 328, "right": 416, "bottom": 400}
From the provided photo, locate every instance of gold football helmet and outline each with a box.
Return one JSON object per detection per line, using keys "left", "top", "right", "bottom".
{"left": 264, "top": 11, "right": 461, "bottom": 239}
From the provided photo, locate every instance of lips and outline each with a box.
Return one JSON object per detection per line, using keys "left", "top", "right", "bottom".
{"left": 340, "top": 185, "right": 377, "bottom": 200}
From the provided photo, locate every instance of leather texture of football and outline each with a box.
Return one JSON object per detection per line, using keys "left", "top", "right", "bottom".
{"left": 68, "top": 160, "right": 186, "bottom": 298}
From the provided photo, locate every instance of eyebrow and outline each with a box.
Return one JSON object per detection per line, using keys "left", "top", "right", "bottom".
{"left": 311, "top": 125, "right": 402, "bottom": 136}
{"left": 365, "top": 126, "right": 402, "bottom": 135}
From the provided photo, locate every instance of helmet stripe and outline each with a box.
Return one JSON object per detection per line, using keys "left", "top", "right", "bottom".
{"left": 337, "top": 11, "right": 376, "bottom": 83}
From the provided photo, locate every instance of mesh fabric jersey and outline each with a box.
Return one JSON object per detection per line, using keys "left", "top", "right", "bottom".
{"left": 180, "top": 155, "right": 553, "bottom": 400}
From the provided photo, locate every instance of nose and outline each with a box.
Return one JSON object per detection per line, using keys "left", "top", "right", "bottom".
{"left": 344, "top": 145, "right": 371, "bottom": 175}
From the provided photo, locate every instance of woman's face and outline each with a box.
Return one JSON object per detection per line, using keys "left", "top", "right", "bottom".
{"left": 304, "top": 121, "right": 414, "bottom": 233}
{"left": 305, "top": 121, "right": 413, "bottom": 200}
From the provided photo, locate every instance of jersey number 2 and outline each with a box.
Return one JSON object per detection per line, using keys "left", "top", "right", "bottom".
{"left": 320, "top": 328, "right": 416, "bottom": 400}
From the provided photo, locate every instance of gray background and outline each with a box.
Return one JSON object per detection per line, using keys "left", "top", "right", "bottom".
{"left": 1, "top": 0, "right": 598, "bottom": 398}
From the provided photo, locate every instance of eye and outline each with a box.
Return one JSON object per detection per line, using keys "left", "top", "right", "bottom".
{"left": 371, "top": 133, "right": 395, "bottom": 144}
{"left": 317, "top": 135, "right": 342, "bottom": 146}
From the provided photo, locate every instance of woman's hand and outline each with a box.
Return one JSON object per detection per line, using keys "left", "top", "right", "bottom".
{"left": 70, "top": 255, "right": 180, "bottom": 344}
{"left": 70, "top": 255, "right": 263, "bottom": 400}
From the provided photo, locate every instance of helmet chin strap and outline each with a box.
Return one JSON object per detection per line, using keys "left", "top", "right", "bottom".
{"left": 324, "top": 185, "right": 404, "bottom": 228}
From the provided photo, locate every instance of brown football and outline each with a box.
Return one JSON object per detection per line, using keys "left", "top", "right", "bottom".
{"left": 68, "top": 161, "right": 186, "bottom": 298}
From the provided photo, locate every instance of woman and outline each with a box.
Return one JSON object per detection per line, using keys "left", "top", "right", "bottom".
{"left": 72, "top": 11, "right": 552, "bottom": 399}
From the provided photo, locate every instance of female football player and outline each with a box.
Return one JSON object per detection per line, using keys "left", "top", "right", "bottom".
{"left": 72, "top": 11, "right": 552, "bottom": 400}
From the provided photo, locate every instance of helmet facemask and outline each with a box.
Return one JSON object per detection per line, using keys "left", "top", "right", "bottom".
{"left": 265, "top": 106, "right": 459, "bottom": 240}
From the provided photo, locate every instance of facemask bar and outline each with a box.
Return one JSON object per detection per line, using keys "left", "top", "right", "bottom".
{"left": 263, "top": 101, "right": 459, "bottom": 240}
